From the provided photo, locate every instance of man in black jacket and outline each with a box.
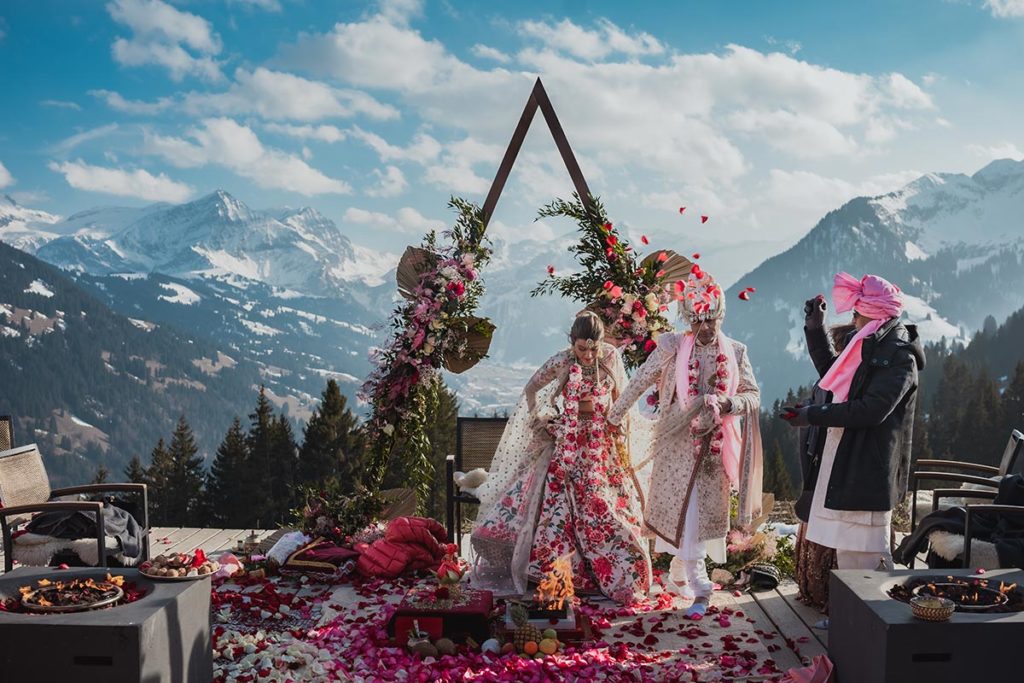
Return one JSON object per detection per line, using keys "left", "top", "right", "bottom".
{"left": 782, "top": 273, "right": 925, "bottom": 571}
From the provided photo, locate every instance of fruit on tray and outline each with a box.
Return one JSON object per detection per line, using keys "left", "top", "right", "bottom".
{"left": 140, "top": 550, "right": 219, "bottom": 577}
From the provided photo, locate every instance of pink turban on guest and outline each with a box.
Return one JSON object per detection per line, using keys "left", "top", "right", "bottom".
{"left": 831, "top": 272, "right": 903, "bottom": 320}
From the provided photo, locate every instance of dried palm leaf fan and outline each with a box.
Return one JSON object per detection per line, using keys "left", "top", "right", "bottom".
{"left": 443, "top": 316, "right": 496, "bottom": 374}
{"left": 396, "top": 246, "right": 496, "bottom": 374}
{"left": 396, "top": 246, "right": 436, "bottom": 300}
{"left": 640, "top": 249, "right": 694, "bottom": 286}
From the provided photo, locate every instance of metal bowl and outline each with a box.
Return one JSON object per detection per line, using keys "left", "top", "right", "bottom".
{"left": 910, "top": 595, "right": 955, "bottom": 622}
{"left": 21, "top": 581, "right": 124, "bottom": 614}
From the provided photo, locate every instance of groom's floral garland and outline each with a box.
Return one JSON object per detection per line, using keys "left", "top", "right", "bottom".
{"left": 530, "top": 194, "right": 674, "bottom": 371}
{"left": 688, "top": 351, "right": 729, "bottom": 459}
{"left": 361, "top": 198, "right": 491, "bottom": 502}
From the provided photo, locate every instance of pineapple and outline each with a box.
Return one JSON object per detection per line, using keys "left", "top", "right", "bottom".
{"left": 509, "top": 603, "right": 543, "bottom": 653}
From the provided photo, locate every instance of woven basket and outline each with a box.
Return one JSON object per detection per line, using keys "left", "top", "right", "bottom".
{"left": 910, "top": 596, "right": 955, "bottom": 622}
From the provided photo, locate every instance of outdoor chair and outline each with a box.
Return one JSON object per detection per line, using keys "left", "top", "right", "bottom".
{"left": 910, "top": 429, "right": 1024, "bottom": 531}
{"left": 0, "top": 443, "right": 150, "bottom": 573}
{"left": 0, "top": 415, "right": 13, "bottom": 452}
{"left": 445, "top": 416, "right": 508, "bottom": 544}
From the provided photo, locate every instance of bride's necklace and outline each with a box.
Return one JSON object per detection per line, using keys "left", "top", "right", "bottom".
{"left": 580, "top": 363, "right": 597, "bottom": 377}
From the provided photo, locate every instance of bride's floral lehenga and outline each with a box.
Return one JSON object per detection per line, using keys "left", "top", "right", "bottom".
{"left": 470, "top": 343, "right": 651, "bottom": 604}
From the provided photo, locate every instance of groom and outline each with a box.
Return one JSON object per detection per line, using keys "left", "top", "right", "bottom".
{"left": 608, "top": 267, "right": 763, "bottom": 617}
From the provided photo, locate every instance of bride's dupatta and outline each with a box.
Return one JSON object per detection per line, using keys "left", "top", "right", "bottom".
{"left": 469, "top": 344, "right": 652, "bottom": 596}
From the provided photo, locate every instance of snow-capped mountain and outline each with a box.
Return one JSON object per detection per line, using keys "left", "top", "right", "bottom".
{"left": 0, "top": 194, "right": 61, "bottom": 252}
{"left": 726, "top": 158, "right": 1024, "bottom": 401}
{"left": 37, "top": 190, "right": 381, "bottom": 294}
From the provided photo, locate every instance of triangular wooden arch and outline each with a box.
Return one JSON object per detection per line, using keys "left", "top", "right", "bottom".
{"left": 482, "top": 78, "right": 593, "bottom": 227}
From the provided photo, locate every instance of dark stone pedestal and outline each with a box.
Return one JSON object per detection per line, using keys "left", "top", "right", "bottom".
{"left": 0, "top": 567, "right": 212, "bottom": 683}
{"left": 829, "top": 568, "right": 1024, "bottom": 683}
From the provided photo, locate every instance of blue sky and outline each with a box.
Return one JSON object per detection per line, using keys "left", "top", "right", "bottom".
{"left": 2, "top": 0, "right": 1023, "bottom": 264}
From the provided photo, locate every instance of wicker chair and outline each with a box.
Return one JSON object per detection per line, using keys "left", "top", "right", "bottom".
{"left": 0, "top": 443, "right": 150, "bottom": 573}
{"left": 0, "top": 415, "right": 13, "bottom": 452}
{"left": 445, "top": 417, "right": 508, "bottom": 544}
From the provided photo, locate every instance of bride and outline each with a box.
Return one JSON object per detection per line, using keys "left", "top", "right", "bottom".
{"left": 470, "top": 311, "right": 651, "bottom": 604}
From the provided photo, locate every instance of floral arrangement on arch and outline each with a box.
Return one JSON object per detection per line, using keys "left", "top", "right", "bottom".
{"left": 530, "top": 194, "right": 691, "bottom": 370}
{"left": 360, "top": 197, "right": 494, "bottom": 503}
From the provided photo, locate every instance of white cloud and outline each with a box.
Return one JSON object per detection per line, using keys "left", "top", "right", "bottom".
{"left": 967, "top": 141, "right": 1024, "bottom": 160}
{"left": 764, "top": 35, "right": 802, "bottom": 55}
{"left": 377, "top": 0, "right": 424, "bottom": 26}
{"left": 366, "top": 165, "right": 407, "bottom": 197}
{"left": 48, "top": 159, "right": 194, "bottom": 202}
{"left": 9, "top": 190, "right": 50, "bottom": 205}
{"left": 882, "top": 73, "right": 934, "bottom": 110}
{"left": 342, "top": 206, "right": 442, "bottom": 234}
{"left": 52, "top": 124, "right": 121, "bottom": 156}
{"left": 107, "top": 0, "right": 223, "bottom": 82}
{"left": 89, "top": 89, "right": 173, "bottom": 114}
{"left": 349, "top": 127, "right": 442, "bottom": 164}
{"left": 755, "top": 168, "right": 923, "bottom": 236}
{"left": 985, "top": 0, "right": 1024, "bottom": 18}
{"left": 183, "top": 67, "right": 398, "bottom": 121}
{"left": 281, "top": 13, "right": 934, "bottom": 192}
{"left": 40, "top": 100, "right": 82, "bottom": 111}
{"left": 423, "top": 137, "right": 503, "bottom": 194}
{"left": 263, "top": 123, "right": 346, "bottom": 143}
{"left": 145, "top": 117, "right": 352, "bottom": 195}
{"left": 229, "top": 0, "right": 282, "bottom": 10}
{"left": 517, "top": 18, "right": 664, "bottom": 60}
{"left": 727, "top": 109, "right": 856, "bottom": 157}
{"left": 0, "top": 161, "right": 14, "bottom": 188}
{"left": 107, "top": 0, "right": 220, "bottom": 52}
{"left": 471, "top": 44, "right": 510, "bottom": 63}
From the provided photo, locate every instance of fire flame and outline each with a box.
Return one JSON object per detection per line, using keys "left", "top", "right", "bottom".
{"left": 534, "top": 554, "right": 575, "bottom": 610}
{"left": 19, "top": 574, "right": 124, "bottom": 608}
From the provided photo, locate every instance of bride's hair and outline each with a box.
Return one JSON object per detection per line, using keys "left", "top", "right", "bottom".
{"left": 569, "top": 310, "right": 604, "bottom": 344}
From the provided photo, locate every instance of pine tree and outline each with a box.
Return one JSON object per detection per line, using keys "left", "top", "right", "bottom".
{"left": 205, "top": 417, "right": 249, "bottom": 527}
{"left": 124, "top": 455, "right": 148, "bottom": 485}
{"left": 957, "top": 369, "right": 1002, "bottom": 466}
{"left": 928, "top": 356, "right": 972, "bottom": 459}
{"left": 146, "top": 438, "right": 174, "bottom": 526}
{"left": 268, "top": 414, "right": 297, "bottom": 525}
{"left": 764, "top": 439, "right": 795, "bottom": 501}
{"left": 245, "top": 386, "right": 277, "bottom": 528}
{"left": 164, "top": 415, "right": 206, "bottom": 525}
{"left": 1000, "top": 361, "right": 1024, "bottom": 442}
{"left": 297, "top": 379, "right": 365, "bottom": 492}
{"left": 90, "top": 464, "right": 110, "bottom": 484}
{"left": 422, "top": 384, "right": 458, "bottom": 520}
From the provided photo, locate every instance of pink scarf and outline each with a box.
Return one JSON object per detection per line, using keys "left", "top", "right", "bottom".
{"left": 675, "top": 332, "right": 742, "bottom": 484}
{"left": 820, "top": 272, "right": 904, "bottom": 402}
{"left": 818, "top": 318, "right": 885, "bottom": 402}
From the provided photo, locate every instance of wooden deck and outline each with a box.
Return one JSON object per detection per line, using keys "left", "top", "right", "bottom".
{"left": 0, "top": 527, "right": 278, "bottom": 573}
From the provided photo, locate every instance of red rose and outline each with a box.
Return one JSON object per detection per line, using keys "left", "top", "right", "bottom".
{"left": 606, "top": 235, "right": 618, "bottom": 247}
{"left": 644, "top": 339, "right": 657, "bottom": 353}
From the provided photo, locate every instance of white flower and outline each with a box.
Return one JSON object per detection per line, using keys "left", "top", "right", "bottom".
{"left": 645, "top": 293, "right": 659, "bottom": 311}
{"left": 440, "top": 266, "right": 459, "bottom": 280}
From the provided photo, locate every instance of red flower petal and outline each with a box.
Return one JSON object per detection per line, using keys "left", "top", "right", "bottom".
{"left": 657, "top": 252, "right": 668, "bottom": 262}
{"left": 606, "top": 235, "right": 618, "bottom": 247}
{"left": 679, "top": 206, "right": 686, "bottom": 214}
{"left": 602, "top": 222, "right": 613, "bottom": 232}
{"left": 656, "top": 269, "right": 666, "bottom": 278}
{"left": 547, "top": 265, "right": 555, "bottom": 275}
{"left": 643, "top": 634, "right": 659, "bottom": 646}
{"left": 603, "top": 280, "right": 614, "bottom": 290}
{"left": 738, "top": 291, "right": 751, "bottom": 301}
{"left": 641, "top": 235, "right": 649, "bottom": 245}
{"left": 701, "top": 215, "right": 709, "bottom": 224}
{"left": 692, "top": 252, "right": 701, "bottom": 259}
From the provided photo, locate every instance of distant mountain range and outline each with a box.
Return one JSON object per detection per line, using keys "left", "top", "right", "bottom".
{"left": 726, "top": 158, "right": 1024, "bottom": 398}
{"left": 3, "top": 158, "right": 1024, "bottom": 476}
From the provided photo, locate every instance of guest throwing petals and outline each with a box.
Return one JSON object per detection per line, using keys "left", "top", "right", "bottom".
{"left": 782, "top": 273, "right": 925, "bottom": 576}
